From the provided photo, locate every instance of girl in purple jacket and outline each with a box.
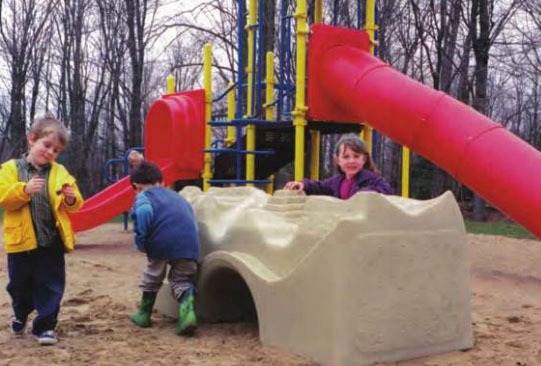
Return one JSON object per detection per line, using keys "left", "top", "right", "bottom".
{"left": 284, "top": 135, "right": 393, "bottom": 199}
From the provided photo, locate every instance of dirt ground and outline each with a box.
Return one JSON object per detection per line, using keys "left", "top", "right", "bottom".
{"left": 0, "top": 223, "right": 540, "bottom": 366}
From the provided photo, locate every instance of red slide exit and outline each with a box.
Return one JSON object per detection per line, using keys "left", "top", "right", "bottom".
{"left": 308, "top": 24, "right": 541, "bottom": 239}
{"left": 70, "top": 90, "right": 205, "bottom": 232}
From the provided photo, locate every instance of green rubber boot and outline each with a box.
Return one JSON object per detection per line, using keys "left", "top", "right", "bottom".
{"left": 176, "top": 286, "right": 197, "bottom": 336}
{"left": 130, "top": 291, "right": 157, "bottom": 328}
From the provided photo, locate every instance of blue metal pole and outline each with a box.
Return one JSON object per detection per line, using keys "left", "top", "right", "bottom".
{"left": 256, "top": 0, "right": 265, "bottom": 116}
{"left": 372, "top": 0, "right": 380, "bottom": 157}
{"left": 374, "top": 1, "right": 380, "bottom": 55}
{"left": 357, "top": 0, "right": 362, "bottom": 29}
{"left": 333, "top": 0, "right": 339, "bottom": 25}
{"left": 286, "top": 16, "right": 293, "bottom": 114}
{"left": 236, "top": 0, "right": 246, "bottom": 180}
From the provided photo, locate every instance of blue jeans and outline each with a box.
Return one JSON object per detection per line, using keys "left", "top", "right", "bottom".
{"left": 6, "top": 246, "right": 65, "bottom": 335}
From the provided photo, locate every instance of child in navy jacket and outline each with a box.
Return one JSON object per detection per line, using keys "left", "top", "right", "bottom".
{"left": 129, "top": 161, "right": 199, "bottom": 336}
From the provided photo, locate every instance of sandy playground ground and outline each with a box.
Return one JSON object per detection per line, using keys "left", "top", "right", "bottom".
{"left": 0, "top": 223, "right": 540, "bottom": 366}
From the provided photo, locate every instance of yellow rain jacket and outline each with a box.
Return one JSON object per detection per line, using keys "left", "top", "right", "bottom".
{"left": 0, "top": 159, "right": 84, "bottom": 253}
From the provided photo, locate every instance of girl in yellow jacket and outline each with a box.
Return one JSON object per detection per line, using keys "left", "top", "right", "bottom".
{"left": 0, "top": 115, "right": 83, "bottom": 346}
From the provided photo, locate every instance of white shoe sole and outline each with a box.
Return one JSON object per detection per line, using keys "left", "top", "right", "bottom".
{"left": 38, "top": 337, "right": 58, "bottom": 346}
{"left": 36, "top": 332, "right": 58, "bottom": 346}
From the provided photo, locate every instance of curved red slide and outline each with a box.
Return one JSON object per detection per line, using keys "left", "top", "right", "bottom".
{"left": 308, "top": 24, "right": 541, "bottom": 239}
{"left": 70, "top": 90, "right": 205, "bottom": 232}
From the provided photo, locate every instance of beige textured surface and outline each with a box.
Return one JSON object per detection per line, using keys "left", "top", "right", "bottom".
{"left": 155, "top": 187, "right": 473, "bottom": 366}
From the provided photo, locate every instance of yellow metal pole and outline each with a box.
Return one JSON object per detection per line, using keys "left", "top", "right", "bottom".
{"left": 402, "top": 146, "right": 410, "bottom": 197}
{"left": 265, "top": 52, "right": 275, "bottom": 121}
{"left": 202, "top": 44, "right": 213, "bottom": 192}
{"left": 226, "top": 82, "right": 236, "bottom": 145}
{"left": 265, "top": 52, "right": 276, "bottom": 193}
{"left": 359, "top": 127, "right": 365, "bottom": 141}
{"left": 293, "top": 0, "right": 308, "bottom": 182}
{"left": 365, "top": 0, "right": 379, "bottom": 54}
{"left": 246, "top": 0, "right": 256, "bottom": 118}
{"left": 363, "top": 0, "right": 377, "bottom": 154}
{"left": 315, "top": 0, "right": 323, "bottom": 23}
{"left": 363, "top": 126, "right": 373, "bottom": 154}
{"left": 245, "top": 0, "right": 257, "bottom": 187}
{"left": 166, "top": 74, "right": 175, "bottom": 94}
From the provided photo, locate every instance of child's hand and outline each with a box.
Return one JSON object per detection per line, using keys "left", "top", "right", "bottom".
{"left": 284, "top": 181, "right": 304, "bottom": 191}
{"left": 61, "top": 185, "right": 76, "bottom": 205}
{"left": 24, "top": 176, "right": 46, "bottom": 195}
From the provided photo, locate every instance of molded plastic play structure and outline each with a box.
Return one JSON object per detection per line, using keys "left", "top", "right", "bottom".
{"left": 156, "top": 187, "right": 472, "bottom": 366}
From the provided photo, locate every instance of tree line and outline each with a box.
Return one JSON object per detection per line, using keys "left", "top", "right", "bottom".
{"left": 0, "top": 0, "right": 539, "bottom": 221}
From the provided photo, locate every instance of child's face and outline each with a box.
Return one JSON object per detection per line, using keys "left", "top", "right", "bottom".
{"left": 27, "top": 133, "right": 64, "bottom": 167}
{"left": 335, "top": 145, "right": 366, "bottom": 178}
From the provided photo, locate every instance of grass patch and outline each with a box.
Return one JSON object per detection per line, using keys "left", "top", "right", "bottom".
{"left": 465, "top": 220, "right": 537, "bottom": 240}
{"left": 110, "top": 213, "right": 129, "bottom": 224}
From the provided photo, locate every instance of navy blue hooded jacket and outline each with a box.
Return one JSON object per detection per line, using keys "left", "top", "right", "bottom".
{"left": 130, "top": 186, "right": 199, "bottom": 260}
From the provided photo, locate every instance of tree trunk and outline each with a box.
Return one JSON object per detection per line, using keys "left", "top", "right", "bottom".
{"left": 125, "top": 0, "right": 149, "bottom": 148}
{"left": 470, "top": 0, "right": 491, "bottom": 221}
{"left": 8, "top": 80, "right": 26, "bottom": 157}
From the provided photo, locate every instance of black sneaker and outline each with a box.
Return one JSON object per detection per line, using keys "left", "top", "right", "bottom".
{"left": 11, "top": 317, "right": 26, "bottom": 336}
{"left": 37, "top": 330, "right": 58, "bottom": 346}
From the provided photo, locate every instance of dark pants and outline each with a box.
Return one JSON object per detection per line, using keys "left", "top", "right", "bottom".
{"left": 6, "top": 246, "right": 65, "bottom": 335}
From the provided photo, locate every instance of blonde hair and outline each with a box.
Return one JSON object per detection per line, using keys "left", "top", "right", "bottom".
{"left": 29, "top": 114, "right": 69, "bottom": 148}
{"left": 127, "top": 150, "right": 144, "bottom": 168}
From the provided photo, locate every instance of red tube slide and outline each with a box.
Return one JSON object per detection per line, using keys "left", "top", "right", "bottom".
{"left": 70, "top": 90, "right": 205, "bottom": 232}
{"left": 308, "top": 24, "right": 541, "bottom": 239}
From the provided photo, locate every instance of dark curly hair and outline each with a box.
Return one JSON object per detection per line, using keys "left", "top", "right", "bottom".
{"left": 129, "top": 161, "right": 163, "bottom": 187}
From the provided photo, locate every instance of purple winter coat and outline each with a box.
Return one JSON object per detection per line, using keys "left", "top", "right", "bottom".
{"left": 301, "top": 170, "right": 394, "bottom": 198}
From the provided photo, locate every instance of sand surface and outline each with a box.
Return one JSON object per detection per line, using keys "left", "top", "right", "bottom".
{"left": 1, "top": 223, "right": 540, "bottom": 366}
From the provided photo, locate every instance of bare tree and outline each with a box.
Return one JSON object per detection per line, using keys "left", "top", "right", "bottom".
{"left": 508, "top": 2, "right": 541, "bottom": 149}
{"left": 47, "top": 0, "right": 111, "bottom": 194}
{"left": 96, "top": 0, "right": 128, "bottom": 168}
{"left": 469, "top": 0, "right": 518, "bottom": 220}
{"left": 167, "top": 38, "right": 204, "bottom": 92}
{"left": 0, "top": 0, "right": 57, "bottom": 157}
{"left": 165, "top": 1, "right": 243, "bottom": 88}
{"left": 124, "top": 0, "right": 163, "bottom": 148}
